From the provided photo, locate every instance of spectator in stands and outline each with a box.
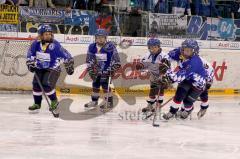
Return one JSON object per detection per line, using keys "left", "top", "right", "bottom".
{"left": 11, "top": 0, "right": 19, "bottom": 5}
{"left": 115, "top": 0, "right": 130, "bottom": 11}
{"left": 172, "top": 0, "right": 191, "bottom": 16}
{"left": 0, "top": 0, "right": 15, "bottom": 5}
{"left": 189, "top": 0, "right": 195, "bottom": 15}
{"left": 128, "top": 0, "right": 147, "bottom": 13}
{"left": 92, "top": 0, "right": 106, "bottom": 12}
{"left": 130, "top": 0, "right": 163, "bottom": 13}
{"left": 152, "top": 0, "right": 167, "bottom": 13}
{"left": 16, "top": 0, "right": 29, "bottom": 6}
{"left": 29, "top": 0, "right": 55, "bottom": 8}
{"left": 52, "top": 0, "right": 73, "bottom": 12}
{"left": 73, "top": 0, "right": 88, "bottom": 10}
{"left": 195, "top": 0, "right": 221, "bottom": 18}
{"left": 230, "top": 0, "right": 240, "bottom": 19}
{"left": 74, "top": 0, "right": 104, "bottom": 11}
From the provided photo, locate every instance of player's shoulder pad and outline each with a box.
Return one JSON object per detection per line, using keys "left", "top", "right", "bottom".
{"left": 104, "top": 41, "right": 117, "bottom": 52}
{"left": 89, "top": 43, "right": 96, "bottom": 48}
{"left": 29, "top": 40, "right": 40, "bottom": 50}
{"left": 88, "top": 43, "right": 97, "bottom": 53}
{"left": 145, "top": 51, "right": 151, "bottom": 56}
{"left": 31, "top": 39, "right": 39, "bottom": 46}
{"left": 161, "top": 52, "right": 169, "bottom": 58}
{"left": 52, "top": 39, "right": 60, "bottom": 45}
{"left": 169, "top": 47, "right": 181, "bottom": 55}
{"left": 88, "top": 43, "right": 96, "bottom": 49}
{"left": 142, "top": 51, "right": 151, "bottom": 60}
{"left": 189, "top": 55, "right": 203, "bottom": 67}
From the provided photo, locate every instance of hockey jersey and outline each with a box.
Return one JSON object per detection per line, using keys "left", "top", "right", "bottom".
{"left": 140, "top": 51, "right": 168, "bottom": 82}
{"left": 27, "top": 39, "right": 72, "bottom": 71}
{"left": 166, "top": 47, "right": 207, "bottom": 90}
{"left": 86, "top": 41, "right": 121, "bottom": 74}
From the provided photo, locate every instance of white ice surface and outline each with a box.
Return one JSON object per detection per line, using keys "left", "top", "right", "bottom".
{"left": 0, "top": 94, "right": 240, "bottom": 159}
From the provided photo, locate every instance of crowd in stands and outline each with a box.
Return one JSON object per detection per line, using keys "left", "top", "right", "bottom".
{"left": 0, "top": 0, "right": 240, "bottom": 19}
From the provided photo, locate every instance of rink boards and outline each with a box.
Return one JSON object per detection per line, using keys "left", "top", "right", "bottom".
{"left": 0, "top": 33, "right": 240, "bottom": 95}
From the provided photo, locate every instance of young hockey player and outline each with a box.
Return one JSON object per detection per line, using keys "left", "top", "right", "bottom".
{"left": 26, "top": 24, "right": 74, "bottom": 111}
{"left": 85, "top": 29, "right": 121, "bottom": 109}
{"left": 175, "top": 55, "right": 214, "bottom": 119}
{"left": 135, "top": 38, "right": 170, "bottom": 113}
{"left": 160, "top": 39, "right": 207, "bottom": 120}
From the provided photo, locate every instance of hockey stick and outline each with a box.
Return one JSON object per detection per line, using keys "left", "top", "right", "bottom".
{"left": 100, "top": 52, "right": 114, "bottom": 111}
{"left": 105, "top": 75, "right": 112, "bottom": 109}
{"left": 34, "top": 73, "right": 59, "bottom": 118}
{"left": 144, "top": 95, "right": 173, "bottom": 120}
{"left": 99, "top": 76, "right": 113, "bottom": 112}
{"left": 150, "top": 87, "right": 161, "bottom": 126}
{"left": 152, "top": 96, "right": 174, "bottom": 127}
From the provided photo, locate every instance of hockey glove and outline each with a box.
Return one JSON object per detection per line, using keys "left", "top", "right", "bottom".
{"left": 108, "top": 64, "right": 121, "bottom": 77}
{"left": 64, "top": 58, "right": 74, "bottom": 75}
{"left": 159, "top": 58, "right": 171, "bottom": 75}
{"left": 87, "top": 67, "right": 97, "bottom": 81}
{"left": 206, "top": 83, "right": 212, "bottom": 90}
{"left": 26, "top": 60, "right": 36, "bottom": 73}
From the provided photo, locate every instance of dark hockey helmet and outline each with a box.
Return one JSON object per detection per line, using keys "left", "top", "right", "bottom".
{"left": 38, "top": 24, "right": 53, "bottom": 35}
{"left": 147, "top": 38, "right": 161, "bottom": 47}
{"left": 181, "top": 39, "right": 199, "bottom": 55}
{"left": 95, "top": 29, "right": 108, "bottom": 37}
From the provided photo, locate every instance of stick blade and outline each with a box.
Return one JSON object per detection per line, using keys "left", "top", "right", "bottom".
{"left": 153, "top": 123, "right": 160, "bottom": 127}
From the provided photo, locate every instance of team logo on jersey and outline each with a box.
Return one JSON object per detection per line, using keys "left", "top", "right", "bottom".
{"left": 204, "top": 63, "right": 209, "bottom": 69}
{"left": 49, "top": 43, "right": 55, "bottom": 50}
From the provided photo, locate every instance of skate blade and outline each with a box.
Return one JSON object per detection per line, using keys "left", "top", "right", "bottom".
{"left": 84, "top": 106, "right": 97, "bottom": 110}
{"left": 28, "top": 109, "right": 40, "bottom": 114}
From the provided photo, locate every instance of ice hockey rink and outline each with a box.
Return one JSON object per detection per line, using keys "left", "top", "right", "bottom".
{"left": 0, "top": 94, "right": 239, "bottom": 159}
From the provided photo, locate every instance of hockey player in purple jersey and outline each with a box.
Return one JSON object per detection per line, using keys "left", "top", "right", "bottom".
{"left": 85, "top": 29, "right": 121, "bottom": 109}
{"left": 175, "top": 54, "right": 214, "bottom": 119}
{"left": 160, "top": 39, "right": 207, "bottom": 120}
{"left": 26, "top": 24, "right": 74, "bottom": 112}
{"left": 135, "top": 38, "right": 170, "bottom": 113}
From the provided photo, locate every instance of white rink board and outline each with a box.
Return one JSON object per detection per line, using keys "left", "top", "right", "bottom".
{"left": 0, "top": 34, "right": 239, "bottom": 92}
